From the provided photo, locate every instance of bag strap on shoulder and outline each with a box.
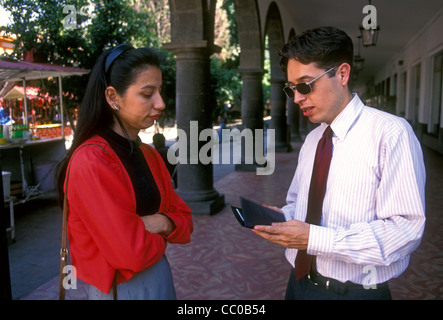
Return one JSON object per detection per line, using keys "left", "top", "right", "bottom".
{"left": 58, "top": 142, "right": 113, "bottom": 300}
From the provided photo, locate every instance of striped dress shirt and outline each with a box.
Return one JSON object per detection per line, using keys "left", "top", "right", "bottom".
{"left": 282, "top": 94, "right": 426, "bottom": 286}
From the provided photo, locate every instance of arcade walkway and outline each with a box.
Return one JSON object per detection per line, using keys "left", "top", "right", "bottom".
{"left": 7, "top": 138, "right": 443, "bottom": 300}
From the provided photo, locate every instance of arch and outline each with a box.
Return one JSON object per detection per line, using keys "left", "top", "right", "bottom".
{"left": 232, "top": 0, "right": 266, "bottom": 170}
{"left": 169, "top": 0, "right": 214, "bottom": 43}
{"left": 264, "top": 1, "right": 285, "bottom": 81}
{"left": 288, "top": 27, "right": 296, "bottom": 42}
{"left": 264, "top": 1, "right": 290, "bottom": 151}
{"left": 234, "top": 0, "right": 263, "bottom": 70}
{"left": 284, "top": 27, "right": 304, "bottom": 141}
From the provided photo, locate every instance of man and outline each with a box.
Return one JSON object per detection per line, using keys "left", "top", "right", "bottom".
{"left": 253, "top": 26, "right": 426, "bottom": 300}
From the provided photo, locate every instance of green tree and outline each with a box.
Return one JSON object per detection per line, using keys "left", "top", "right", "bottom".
{"left": 0, "top": 0, "right": 176, "bottom": 125}
{"left": 209, "top": 0, "right": 241, "bottom": 123}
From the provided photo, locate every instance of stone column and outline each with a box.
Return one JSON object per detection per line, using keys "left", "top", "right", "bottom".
{"left": 235, "top": 68, "right": 264, "bottom": 171}
{"left": 270, "top": 79, "right": 290, "bottom": 152}
{"left": 164, "top": 41, "right": 224, "bottom": 216}
{"left": 286, "top": 97, "right": 302, "bottom": 142}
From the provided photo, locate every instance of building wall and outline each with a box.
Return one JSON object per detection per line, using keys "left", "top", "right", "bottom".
{"left": 373, "top": 7, "right": 443, "bottom": 153}
{"left": 258, "top": 0, "right": 302, "bottom": 42}
{"left": 0, "top": 31, "right": 15, "bottom": 55}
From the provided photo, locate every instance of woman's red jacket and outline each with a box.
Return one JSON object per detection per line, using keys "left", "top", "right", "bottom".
{"left": 65, "top": 136, "right": 193, "bottom": 293}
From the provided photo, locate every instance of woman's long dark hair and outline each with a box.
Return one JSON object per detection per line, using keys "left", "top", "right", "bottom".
{"left": 55, "top": 45, "right": 162, "bottom": 205}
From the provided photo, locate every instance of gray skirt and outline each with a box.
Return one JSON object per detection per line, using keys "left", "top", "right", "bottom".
{"left": 87, "top": 255, "right": 177, "bottom": 300}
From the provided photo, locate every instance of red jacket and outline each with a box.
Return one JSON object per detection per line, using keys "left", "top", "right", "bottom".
{"left": 65, "top": 136, "right": 193, "bottom": 293}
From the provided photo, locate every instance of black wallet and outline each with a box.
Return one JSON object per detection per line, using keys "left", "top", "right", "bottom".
{"left": 231, "top": 197, "right": 285, "bottom": 228}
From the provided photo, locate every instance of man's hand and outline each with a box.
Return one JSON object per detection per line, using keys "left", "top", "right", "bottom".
{"left": 252, "top": 219, "right": 310, "bottom": 250}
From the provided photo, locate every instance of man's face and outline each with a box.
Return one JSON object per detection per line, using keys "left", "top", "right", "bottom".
{"left": 286, "top": 59, "right": 349, "bottom": 124}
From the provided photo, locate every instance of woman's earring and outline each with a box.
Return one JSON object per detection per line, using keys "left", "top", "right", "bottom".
{"left": 112, "top": 103, "right": 120, "bottom": 111}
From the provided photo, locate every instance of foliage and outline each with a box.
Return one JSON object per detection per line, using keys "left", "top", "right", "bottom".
{"left": 0, "top": 0, "right": 176, "bottom": 123}
{"left": 158, "top": 49, "right": 176, "bottom": 127}
{"left": 209, "top": 0, "right": 241, "bottom": 122}
{"left": 0, "top": 0, "right": 245, "bottom": 126}
{"left": 210, "top": 55, "right": 241, "bottom": 122}
{"left": 262, "top": 36, "right": 271, "bottom": 109}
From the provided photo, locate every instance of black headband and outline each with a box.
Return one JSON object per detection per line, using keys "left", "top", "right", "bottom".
{"left": 104, "top": 44, "right": 133, "bottom": 74}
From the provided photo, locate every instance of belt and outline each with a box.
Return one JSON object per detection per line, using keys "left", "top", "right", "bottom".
{"left": 306, "top": 271, "right": 385, "bottom": 295}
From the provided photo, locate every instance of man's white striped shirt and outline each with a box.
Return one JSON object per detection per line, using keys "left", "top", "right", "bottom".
{"left": 282, "top": 94, "right": 426, "bottom": 285}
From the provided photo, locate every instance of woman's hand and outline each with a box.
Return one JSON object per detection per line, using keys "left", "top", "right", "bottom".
{"left": 141, "top": 214, "right": 175, "bottom": 237}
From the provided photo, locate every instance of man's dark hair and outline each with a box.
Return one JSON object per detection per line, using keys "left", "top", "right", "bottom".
{"left": 153, "top": 133, "right": 166, "bottom": 149}
{"left": 280, "top": 26, "right": 354, "bottom": 74}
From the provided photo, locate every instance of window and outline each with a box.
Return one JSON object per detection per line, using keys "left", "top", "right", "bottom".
{"left": 429, "top": 52, "right": 443, "bottom": 136}
{"left": 411, "top": 63, "right": 421, "bottom": 130}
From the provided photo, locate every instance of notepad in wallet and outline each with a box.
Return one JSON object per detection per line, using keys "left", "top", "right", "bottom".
{"left": 231, "top": 197, "right": 285, "bottom": 228}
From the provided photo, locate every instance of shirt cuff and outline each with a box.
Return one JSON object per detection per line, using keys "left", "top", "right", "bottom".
{"left": 307, "top": 224, "right": 335, "bottom": 257}
{"left": 281, "top": 205, "right": 293, "bottom": 221}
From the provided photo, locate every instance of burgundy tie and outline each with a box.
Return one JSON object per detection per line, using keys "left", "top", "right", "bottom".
{"left": 295, "top": 126, "right": 333, "bottom": 280}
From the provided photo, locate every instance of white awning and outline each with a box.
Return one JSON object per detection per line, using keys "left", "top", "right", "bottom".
{"left": 0, "top": 60, "right": 89, "bottom": 82}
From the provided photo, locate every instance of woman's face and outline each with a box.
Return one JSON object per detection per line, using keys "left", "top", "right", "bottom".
{"left": 110, "top": 65, "right": 165, "bottom": 140}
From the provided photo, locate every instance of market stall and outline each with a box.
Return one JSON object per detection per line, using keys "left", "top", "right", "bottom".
{"left": 1, "top": 85, "right": 71, "bottom": 140}
{"left": 1, "top": 85, "right": 54, "bottom": 123}
{"left": 0, "top": 59, "right": 88, "bottom": 240}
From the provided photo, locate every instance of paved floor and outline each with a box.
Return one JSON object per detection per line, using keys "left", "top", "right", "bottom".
{"left": 5, "top": 135, "right": 443, "bottom": 300}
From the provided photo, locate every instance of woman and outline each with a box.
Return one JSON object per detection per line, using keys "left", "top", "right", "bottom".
{"left": 56, "top": 44, "right": 193, "bottom": 300}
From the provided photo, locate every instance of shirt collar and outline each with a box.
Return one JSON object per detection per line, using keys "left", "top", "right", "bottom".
{"left": 328, "top": 93, "right": 364, "bottom": 142}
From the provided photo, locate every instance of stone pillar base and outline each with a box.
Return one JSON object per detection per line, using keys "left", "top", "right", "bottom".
{"left": 275, "top": 143, "right": 291, "bottom": 153}
{"left": 177, "top": 190, "right": 225, "bottom": 216}
{"left": 235, "top": 163, "right": 266, "bottom": 172}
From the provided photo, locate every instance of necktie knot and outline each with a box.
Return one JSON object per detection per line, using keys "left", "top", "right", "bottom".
{"left": 315, "top": 126, "right": 333, "bottom": 167}
{"left": 323, "top": 126, "right": 333, "bottom": 139}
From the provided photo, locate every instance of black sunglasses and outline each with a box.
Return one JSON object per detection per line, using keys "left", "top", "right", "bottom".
{"left": 283, "top": 66, "right": 338, "bottom": 98}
